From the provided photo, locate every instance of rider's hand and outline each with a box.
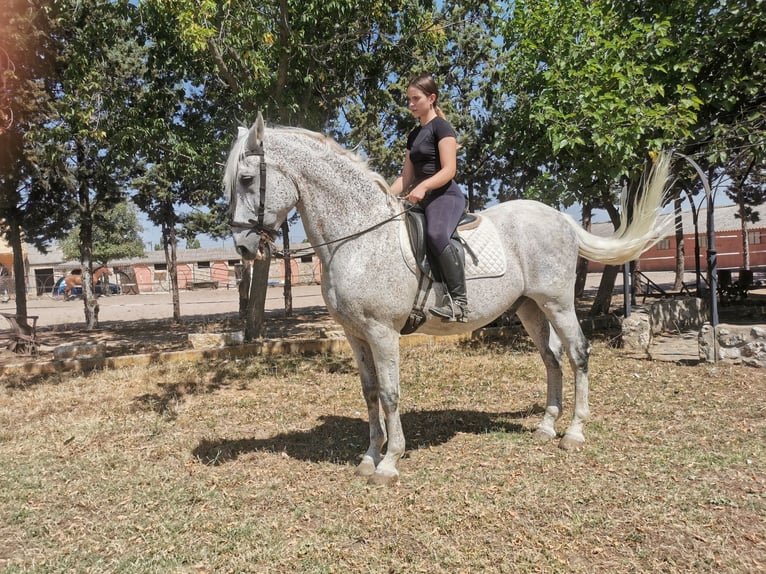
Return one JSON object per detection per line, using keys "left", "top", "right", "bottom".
{"left": 405, "top": 185, "right": 428, "bottom": 204}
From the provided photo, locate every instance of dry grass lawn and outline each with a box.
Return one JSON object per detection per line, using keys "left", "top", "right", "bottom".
{"left": 1, "top": 339, "right": 764, "bottom": 573}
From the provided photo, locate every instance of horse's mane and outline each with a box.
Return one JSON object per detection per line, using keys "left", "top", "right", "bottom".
{"left": 276, "top": 127, "right": 393, "bottom": 195}
{"left": 223, "top": 124, "right": 395, "bottom": 206}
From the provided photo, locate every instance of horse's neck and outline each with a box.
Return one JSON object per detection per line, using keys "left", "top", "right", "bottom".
{"left": 280, "top": 134, "right": 399, "bottom": 255}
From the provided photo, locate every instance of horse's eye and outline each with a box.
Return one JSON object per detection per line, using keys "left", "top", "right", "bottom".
{"left": 240, "top": 175, "right": 254, "bottom": 185}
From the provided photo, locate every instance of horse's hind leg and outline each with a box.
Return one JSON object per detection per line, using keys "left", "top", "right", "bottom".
{"left": 345, "top": 333, "right": 386, "bottom": 477}
{"left": 516, "top": 299, "right": 564, "bottom": 442}
{"left": 540, "top": 300, "right": 591, "bottom": 451}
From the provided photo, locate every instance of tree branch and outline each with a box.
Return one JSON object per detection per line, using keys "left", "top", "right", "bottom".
{"left": 206, "top": 38, "right": 240, "bottom": 92}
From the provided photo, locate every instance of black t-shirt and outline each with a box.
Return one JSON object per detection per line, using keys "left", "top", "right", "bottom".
{"left": 406, "top": 117, "right": 460, "bottom": 195}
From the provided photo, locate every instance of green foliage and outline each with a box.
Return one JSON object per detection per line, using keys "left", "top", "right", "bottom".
{"left": 185, "top": 237, "right": 201, "bottom": 250}
{"left": 0, "top": 0, "right": 77, "bottom": 250}
{"left": 60, "top": 201, "right": 146, "bottom": 264}
{"left": 497, "top": 0, "right": 765, "bottom": 212}
{"left": 4, "top": 0, "right": 764, "bottom": 267}
{"left": 335, "top": 0, "right": 504, "bottom": 202}
{"left": 500, "top": 0, "right": 702, "bottom": 208}
{"left": 726, "top": 155, "right": 766, "bottom": 224}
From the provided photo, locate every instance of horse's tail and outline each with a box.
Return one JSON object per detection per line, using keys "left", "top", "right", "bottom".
{"left": 565, "top": 153, "right": 674, "bottom": 265}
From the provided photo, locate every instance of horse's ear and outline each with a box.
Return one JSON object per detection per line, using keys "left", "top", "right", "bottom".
{"left": 246, "top": 111, "right": 265, "bottom": 153}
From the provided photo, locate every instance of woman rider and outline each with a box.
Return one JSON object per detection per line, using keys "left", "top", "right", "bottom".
{"left": 391, "top": 73, "right": 469, "bottom": 321}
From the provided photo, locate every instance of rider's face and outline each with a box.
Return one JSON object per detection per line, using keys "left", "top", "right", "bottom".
{"left": 407, "top": 86, "right": 434, "bottom": 120}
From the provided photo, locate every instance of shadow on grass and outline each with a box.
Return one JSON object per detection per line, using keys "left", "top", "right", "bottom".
{"left": 192, "top": 405, "right": 541, "bottom": 466}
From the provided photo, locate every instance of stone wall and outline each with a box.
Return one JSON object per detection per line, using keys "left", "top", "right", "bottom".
{"left": 621, "top": 297, "right": 708, "bottom": 355}
{"left": 621, "top": 296, "right": 766, "bottom": 367}
{"left": 699, "top": 324, "right": 766, "bottom": 367}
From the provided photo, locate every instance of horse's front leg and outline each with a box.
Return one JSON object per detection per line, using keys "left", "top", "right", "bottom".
{"left": 367, "top": 328, "right": 404, "bottom": 486}
{"left": 345, "top": 333, "right": 386, "bottom": 477}
{"left": 346, "top": 327, "right": 404, "bottom": 486}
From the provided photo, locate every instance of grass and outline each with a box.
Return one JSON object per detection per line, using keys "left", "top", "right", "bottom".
{"left": 1, "top": 340, "right": 764, "bottom": 573}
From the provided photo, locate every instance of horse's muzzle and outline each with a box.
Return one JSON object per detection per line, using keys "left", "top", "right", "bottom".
{"left": 232, "top": 225, "right": 276, "bottom": 261}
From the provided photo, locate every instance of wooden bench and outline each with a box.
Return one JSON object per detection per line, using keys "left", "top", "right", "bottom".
{"left": 1, "top": 313, "right": 39, "bottom": 355}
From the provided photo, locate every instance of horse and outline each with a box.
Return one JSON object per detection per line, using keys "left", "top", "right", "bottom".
{"left": 62, "top": 266, "right": 110, "bottom": 299}
{"left": 225, "top": 113, "right": 673, "bottom": 485}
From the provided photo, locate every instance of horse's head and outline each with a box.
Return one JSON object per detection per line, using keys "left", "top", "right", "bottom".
{"left": 224, "top": 112, "right": 299, "bottom": 260}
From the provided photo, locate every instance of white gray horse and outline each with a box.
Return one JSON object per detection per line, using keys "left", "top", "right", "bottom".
{"left": 225, "top": 113, "right": 672, "bottom": 485}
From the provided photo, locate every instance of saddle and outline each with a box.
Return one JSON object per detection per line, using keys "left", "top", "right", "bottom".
{"left": 400, "top": 207, "right": 480, "bottom": 335}
{"left": 404, "top": 206, "right": 480, "bottom": 280}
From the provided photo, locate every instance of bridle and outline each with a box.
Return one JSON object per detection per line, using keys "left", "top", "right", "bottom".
{"left": 230, "top": 139, "right": 277, "bottom": 247}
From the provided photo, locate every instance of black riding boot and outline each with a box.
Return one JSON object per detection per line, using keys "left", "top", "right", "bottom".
{"left": 430, "top": 242, "right": 469, "bottom": 321}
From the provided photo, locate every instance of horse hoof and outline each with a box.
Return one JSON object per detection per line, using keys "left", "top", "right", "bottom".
{"left": 355, "top": 457, "right": 376, "bottom": 477}
{"left": 367, "top": 469, "right": 399, "bottom": 487}
{"left": 533, "top": 427, "right": 556, "bottom": 442}
{"left": 558, "top": 434, "right": 585, "bottom": 451}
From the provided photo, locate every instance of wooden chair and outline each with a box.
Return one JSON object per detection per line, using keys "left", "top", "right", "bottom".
{"left": 1, "top": 313, "right": 39, "bottom": 355}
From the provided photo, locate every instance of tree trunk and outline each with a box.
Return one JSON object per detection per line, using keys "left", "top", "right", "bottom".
{"left": 163, "top": 221, "right": 181, "bottom": 322}
{"left": 239, "top": 260, "right": 251, "bottom": 318}
{"left": 589, "top": 184, "right": 626, "bottom": 316}
{"left": 673, "top": 196, "right": 685, "bottom": 291}
{"left": 574, "top": 203, "right": 592, "bottom": 298}
{"left": 244, "top": 246, "right": 271, "bottom": 341}
{"left": 275, "top": 0, "right": 291, "bottom": 120}
{"left": 75, "top": 142, "right": 98, "bottom": 330}
{"left": 739, "top": 199, "right": 750, "bottom": 269}
{"left": 281, "top": 220, "right": 293, "bottom": 317}
{"left": 7, "top": 213, "right": 28, "bottom": 319}
{"left": 590, "top": 265, "right": 620, "bottom": 316}
{"left": 79, "top": 222, "right": 99, "bottom": 330}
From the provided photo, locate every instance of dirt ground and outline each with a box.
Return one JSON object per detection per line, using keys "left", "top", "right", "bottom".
{"left": 0, "top": 284, "right": 336, "bottom": 369}
{"left": 2, "top": 271, "right": 763, "bottom": 370}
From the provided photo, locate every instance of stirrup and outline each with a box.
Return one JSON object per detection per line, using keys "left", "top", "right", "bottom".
{"left": 429, "top": 295, "right": 469, "bottom": 322}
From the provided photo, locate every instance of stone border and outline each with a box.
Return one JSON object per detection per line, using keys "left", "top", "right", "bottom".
{"left": 0, "top": 331, "right": 474, "bottom": 377}
{"left": 6, "top": 303, "right": 764, "bottom": 376}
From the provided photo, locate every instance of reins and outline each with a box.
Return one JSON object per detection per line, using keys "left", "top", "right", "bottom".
{"left": 275, "top": 200, "right": 417, "bottom": 259}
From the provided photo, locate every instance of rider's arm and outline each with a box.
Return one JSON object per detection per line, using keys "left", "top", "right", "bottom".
{"left": 391, "top": 151, "right": 415, "bottom": 196}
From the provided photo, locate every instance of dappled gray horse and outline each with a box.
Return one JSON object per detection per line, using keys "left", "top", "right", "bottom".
{"left": 225, "top": 113, "right": 672, "bottom": 485}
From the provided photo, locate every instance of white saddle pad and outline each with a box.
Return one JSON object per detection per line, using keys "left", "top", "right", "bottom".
{"left": 400, "top": 215, "right": 506, "bottom": 280}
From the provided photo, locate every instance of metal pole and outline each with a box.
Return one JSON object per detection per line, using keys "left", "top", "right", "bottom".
{"left": 623, "top": 262, "right": 631, "bottom": 317}
{"left": 675, "top": 153, "right": 719, "bottom": 328}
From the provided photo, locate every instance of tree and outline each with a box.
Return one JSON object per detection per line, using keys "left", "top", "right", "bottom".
{"left": 23, "top": 0, "right": 148, "bottom": 329}
{"left": 499, "top": 0, "right": 703, "bottom": 313}
{"left": 0, "top": 1, "right": 75, "bottom": 319}
{"left": 626, "top": 1, "right": 766, "bottom": 286}
{"left": 60, "top": 201, "right": 145, "bottom": 265}
{"left": 726, "top": 154, "right": 766, "bottom": 269}
{"left": 186, "top": 237, "right": 201, "bottom": 250}
{"left": 351, "top": 1, "right": 508, "bottom": 210}
{"left": 138, "top": 0, "right": 445, "bottom": 333}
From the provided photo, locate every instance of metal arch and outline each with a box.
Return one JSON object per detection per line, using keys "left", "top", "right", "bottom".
{"left": 674, "top": 152, "right": 719, "bottom": 330}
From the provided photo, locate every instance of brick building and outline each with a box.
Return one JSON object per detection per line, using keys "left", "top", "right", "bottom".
{"left": 587, "top": 203, "right": 766, "bottom": 273}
